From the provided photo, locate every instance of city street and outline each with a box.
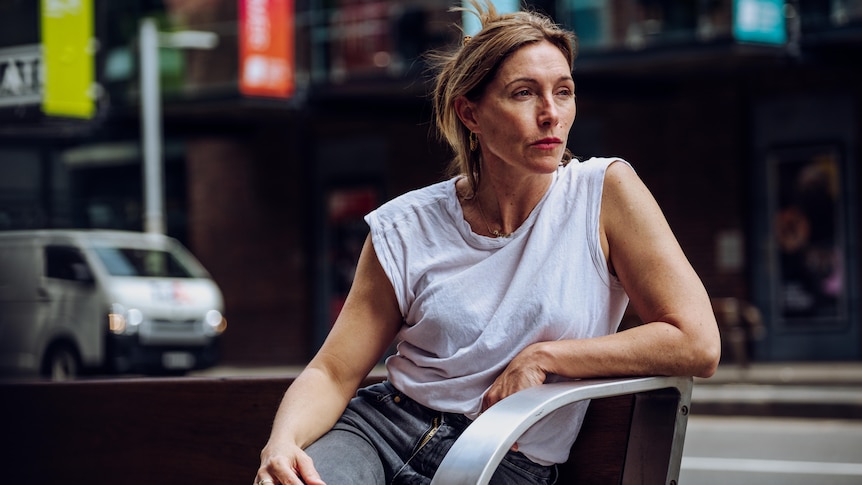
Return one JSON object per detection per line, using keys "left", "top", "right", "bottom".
{"left": 681, "top": 415, "right": 862, "bottom": 484}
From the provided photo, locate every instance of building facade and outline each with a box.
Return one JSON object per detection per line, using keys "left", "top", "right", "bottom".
{"left": 1, "top": 0, "right": 860, "bottom": 364}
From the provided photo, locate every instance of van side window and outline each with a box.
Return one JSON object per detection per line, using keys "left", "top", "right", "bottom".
{"left": 45, "top": 246, "right": 93, "bottom": 283}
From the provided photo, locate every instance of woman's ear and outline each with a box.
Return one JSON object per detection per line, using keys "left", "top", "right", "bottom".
{"left": 454, "top": 96, "right": 480, "bottom": 133}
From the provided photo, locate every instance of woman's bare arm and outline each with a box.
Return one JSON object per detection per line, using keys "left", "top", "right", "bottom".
{"left": 483, "top": 162, "right": 721, "bottom": 410}
{"left": 256, "top": 235, "right": 402, "bottom": 485}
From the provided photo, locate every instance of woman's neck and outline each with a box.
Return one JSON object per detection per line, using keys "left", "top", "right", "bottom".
{"left": 461, "top": 170, "right": 556, "bottom": 238}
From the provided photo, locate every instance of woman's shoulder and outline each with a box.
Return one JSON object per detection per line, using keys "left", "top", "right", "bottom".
{"left": 379, "top": 178, "right": 454, "bottom": 211}
{"left": 370, "top": 178, "right": 457, "bottom": 227}
{"left": 567, "top": 156, "right": 631, "bottom": 172}
{"left": 558, "top": 157, "right": 633, "bottom": 187}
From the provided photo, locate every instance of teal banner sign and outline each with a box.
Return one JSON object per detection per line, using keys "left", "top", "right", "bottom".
{"left": 462, "top": 0, "right": 519, "bottom": 36}
{"left": 734, "top": 0, "right": 787, "bottom": 45}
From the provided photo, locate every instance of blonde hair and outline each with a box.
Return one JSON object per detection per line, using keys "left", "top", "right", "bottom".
{"left": 430, "top": 0, "right": 578, "bottom": 193}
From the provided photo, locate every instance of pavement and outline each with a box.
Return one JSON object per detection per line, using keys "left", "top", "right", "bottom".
{"left": 193, "top": 361, "right": 862, "bottom": 420}
{"left": 692, "top": 362, "right": 862, "bottom": 420}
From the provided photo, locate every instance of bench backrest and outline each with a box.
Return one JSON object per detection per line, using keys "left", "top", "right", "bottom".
{"left": 0, "top": 375, "right": 676, "bottom": 485}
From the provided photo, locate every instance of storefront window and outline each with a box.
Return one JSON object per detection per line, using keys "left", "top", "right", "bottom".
{"left": 557, "top": 0, "right": 612, "bottom": 49}
{"left": 769, "top": 144, "right": 849, "bottom": 328}
{"left": 305, "top": 0, "right": 456, "bottom": 84}
{"left": 557, "top": 0, "right": 735, "bottom": 52}
{"left": 799, "top": 0, "right": 862, "bottom": 31}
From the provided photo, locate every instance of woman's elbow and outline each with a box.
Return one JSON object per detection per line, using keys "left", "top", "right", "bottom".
{"left": 691, "top": 330, "right": 722, "bottom": 378}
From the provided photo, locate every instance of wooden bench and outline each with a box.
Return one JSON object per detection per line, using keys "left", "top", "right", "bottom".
{"left": 0, "top": 374, "right": 691, "bottom": 485}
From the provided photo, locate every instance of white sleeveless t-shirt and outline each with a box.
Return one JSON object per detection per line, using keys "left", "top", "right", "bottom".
{"left": 364, "top": 157, "right": 630, "bottom": 465}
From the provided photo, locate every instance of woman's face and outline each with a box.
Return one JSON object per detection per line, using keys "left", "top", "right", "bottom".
{"left": 461, "top": 40, "right": 576, "bottom": 177}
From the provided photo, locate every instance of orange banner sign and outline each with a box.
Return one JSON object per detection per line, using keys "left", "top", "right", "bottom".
{"left": 239, "top": 0, "right": 294, "bottom": 98}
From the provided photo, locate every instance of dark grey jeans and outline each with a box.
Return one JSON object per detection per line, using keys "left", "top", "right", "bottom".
{"left": 305, "top": 381, "right": 557, "bottom": 485}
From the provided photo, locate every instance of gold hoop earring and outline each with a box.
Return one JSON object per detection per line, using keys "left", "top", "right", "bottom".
{"left": 469, "top": 132, "right": 478, "bottom": 152}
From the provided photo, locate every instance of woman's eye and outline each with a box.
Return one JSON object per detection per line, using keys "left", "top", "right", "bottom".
{"left": 514, "top": 89, "right": 531, "bottom": 97}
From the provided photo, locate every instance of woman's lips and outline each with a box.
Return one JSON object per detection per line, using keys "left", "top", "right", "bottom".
{"left": 531, "top": 138, "right": 562, "bottom": 150}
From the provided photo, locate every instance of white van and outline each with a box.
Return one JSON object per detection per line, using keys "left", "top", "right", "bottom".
{"left": 0, "top": 230, "right": 226, "bottom": 380}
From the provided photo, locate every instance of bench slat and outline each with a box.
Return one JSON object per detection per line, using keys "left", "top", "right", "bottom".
{"left": 2, "top": 377, "right": 292, "bottom": 484}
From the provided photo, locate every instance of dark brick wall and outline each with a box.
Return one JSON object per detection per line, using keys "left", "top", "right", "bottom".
{"left": 576, "top": 76, "right": 750, "bottom": 299}
{"left": 186, "top": 126, "right": 311, "bottom": 365}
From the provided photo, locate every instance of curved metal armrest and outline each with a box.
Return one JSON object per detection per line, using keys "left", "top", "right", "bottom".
{"left": 431, "top": 376, "right": 694, "bottom": 485}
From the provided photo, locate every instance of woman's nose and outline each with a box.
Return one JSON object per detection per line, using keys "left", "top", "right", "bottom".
{"left": 537, "top": 95, "right": 558, "bottom": 126}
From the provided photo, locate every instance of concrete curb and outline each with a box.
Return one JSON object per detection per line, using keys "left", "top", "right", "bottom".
{"left": 691, "top": 384, "right": 862, "bottom": 419}
{"left": 693, "top": 363, "right": 862, "bottom": 419}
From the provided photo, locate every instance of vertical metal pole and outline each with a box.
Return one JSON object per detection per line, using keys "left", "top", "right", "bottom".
{"left": 139, "top": 17, "right": 165, "bottom": 234}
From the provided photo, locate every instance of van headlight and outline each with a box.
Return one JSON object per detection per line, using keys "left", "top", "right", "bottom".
{"left": 108, "top": 305, "right": 144, "bottom": 335}
{"left": 204, "top": 310, "right": 227, "bottom": 336}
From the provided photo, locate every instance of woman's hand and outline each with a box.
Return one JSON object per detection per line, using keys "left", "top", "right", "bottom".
{"left": 481, "top": 343, "right": 549, "bottom": 412}
{"left": 255, "top": 441, "right": 326, "bottom": 485}
{"left": 481, "top": 344, "right": 552, "bottom": 452}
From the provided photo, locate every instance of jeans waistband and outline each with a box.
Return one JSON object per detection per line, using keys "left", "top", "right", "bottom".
{"left": 380, "top": 380, "right": 474, "bottom": 430}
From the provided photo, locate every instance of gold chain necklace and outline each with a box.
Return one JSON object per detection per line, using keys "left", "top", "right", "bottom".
{"left": 475, "top": 196, "right": 512, "bottom": 238}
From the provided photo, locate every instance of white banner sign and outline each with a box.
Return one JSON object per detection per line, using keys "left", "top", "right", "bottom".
{"left": 0, "top": 44, "right": 42, "bottom": 108}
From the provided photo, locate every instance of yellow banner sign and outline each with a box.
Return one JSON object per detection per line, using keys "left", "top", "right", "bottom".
{"left": 40, "top": 0, "right": 95, "bottom": 118}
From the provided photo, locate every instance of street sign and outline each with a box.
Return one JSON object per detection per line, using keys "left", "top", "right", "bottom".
{"left": 463, "top": 0, "right": 520, "bottom": 36}
{"left": 238, "top": 0, "right": 295, "bottom": 98}
{"left": 40, "top": 0, "right": 95, "bottom": 118}
{"left": 0, "top": 45, "right": 41, "bottom": 108}
{"left": 734, "top": 0, "right": 787, "bottom": 45}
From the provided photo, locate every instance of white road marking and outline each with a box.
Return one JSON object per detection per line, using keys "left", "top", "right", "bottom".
{"left": 682, "top": 457, "right": 862, "bottom": 476}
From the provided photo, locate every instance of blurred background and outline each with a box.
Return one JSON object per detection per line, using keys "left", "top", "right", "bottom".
{"left": 1, "top": 0, "right": 860, "bottom": 369}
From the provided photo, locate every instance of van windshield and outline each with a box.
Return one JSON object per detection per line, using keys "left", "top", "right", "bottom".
{"left": 93, "top": 247, "right": 200, "bottom": 278}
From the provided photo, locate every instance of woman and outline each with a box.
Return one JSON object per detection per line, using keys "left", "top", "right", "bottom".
{"left": 255, "top": 2, "right": 720, "bottom": 484}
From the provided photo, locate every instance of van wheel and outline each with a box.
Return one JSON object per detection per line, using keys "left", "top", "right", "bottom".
{"left": 42, "top": 345, "right": 80, "bottom": 381}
